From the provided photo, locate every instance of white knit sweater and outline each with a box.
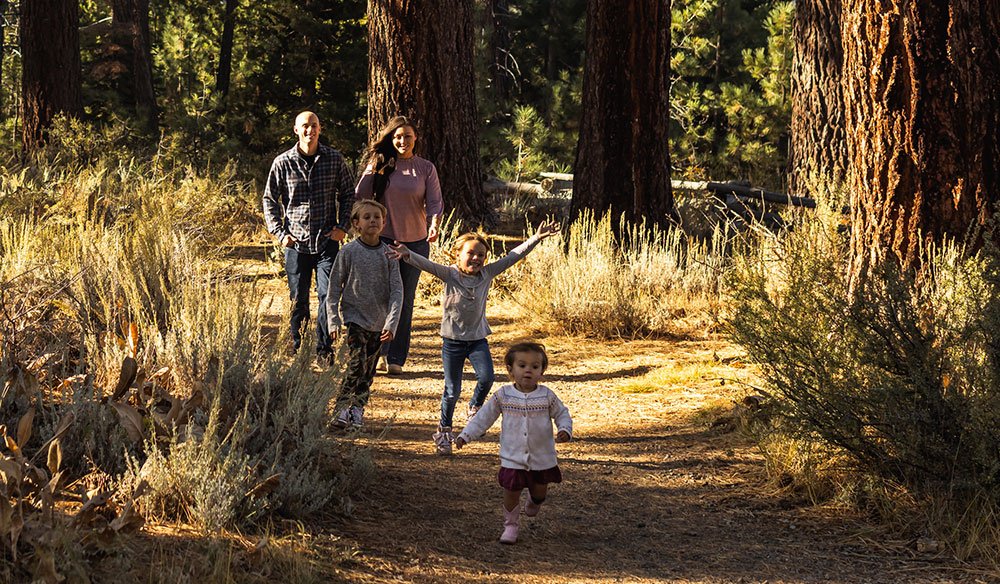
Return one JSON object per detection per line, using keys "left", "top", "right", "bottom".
{"left": 458, "top": 384, "right": 573, "bottom": 471}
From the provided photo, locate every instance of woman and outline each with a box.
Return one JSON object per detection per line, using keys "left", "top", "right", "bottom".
{"left": 356, "top": 116, "right": 443, "bottom": 374}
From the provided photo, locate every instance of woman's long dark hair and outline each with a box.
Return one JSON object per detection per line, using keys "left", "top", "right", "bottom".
{"left": 365, "top": 116, "right": 416, "bottom": 201}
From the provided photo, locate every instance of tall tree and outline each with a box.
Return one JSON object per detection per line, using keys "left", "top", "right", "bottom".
{"left": 21, "top": 0, "right": 82, "bottom": 149}
{"left": 789, "top": 0, "right": 845, "bottom": 198}
{"left": 843, "top": 1, "right": 1000, "bottom": 278}
{"left": 367, "top": 0, "right": 490, "bottom": 228}
{"left": 111, "top": 0, "right": 157, "bottom": 130}
{"left": 487, "top": 0, "right": 514, "bottom": 108}
{"left": 215, "top": 0, "right": 237, "bottom": 99}
{"left": 571, "top": 0, "right": 674, "bottom": 228}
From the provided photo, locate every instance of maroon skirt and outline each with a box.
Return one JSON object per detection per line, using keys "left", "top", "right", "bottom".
{"left": 497, "top": 466, "right": 562, "bottom": 491}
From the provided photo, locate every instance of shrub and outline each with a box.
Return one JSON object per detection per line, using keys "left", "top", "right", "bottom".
{"left": 727, "top": 209, "right": 1000, "bottom": 511}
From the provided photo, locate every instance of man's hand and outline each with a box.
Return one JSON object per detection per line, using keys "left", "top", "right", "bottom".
{"left": 427, "top": 224, "right": 439, "bottom": 243}
{"left": 328, "top": 227, "right": 348, "bottom": 242}
{"left": 536, "top": 219, "right": 560, "bottom": 239}
{"left": 380, "top": 329, "right": 394, "bottom": 342}
{"left": 281, "top": 234, "right": 296, "bottom": 248}
{"left": 454, "top": 437, "right": 467, "bottom": 449}
{"left": 555, "top": 430, "right": 570, "bottom": 443}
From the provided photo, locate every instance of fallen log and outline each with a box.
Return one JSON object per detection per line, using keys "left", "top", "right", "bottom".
{"left": 482, "top": 176, "right": 547, "bottom": 197}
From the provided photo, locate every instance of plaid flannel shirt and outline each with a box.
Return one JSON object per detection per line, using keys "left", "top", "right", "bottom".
{"left": 263, "top": 143, "right": 355, "bottom": 254}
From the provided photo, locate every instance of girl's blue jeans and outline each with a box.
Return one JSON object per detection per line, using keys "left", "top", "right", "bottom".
{"left": 440, "top": 337, "right": 495, "bottom": 428}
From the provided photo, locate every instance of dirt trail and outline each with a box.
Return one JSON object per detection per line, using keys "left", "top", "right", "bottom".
{"left": 300, "top": 295, "right": 984, "bottom": 584}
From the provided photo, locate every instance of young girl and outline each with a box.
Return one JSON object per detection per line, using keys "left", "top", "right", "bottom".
{"left": 326, "top": 200, "right": 403, "bottom": 428}
{"left": 455, "top": 342, "right": 572, "bottom": 545}
{"left": 386, "top": 220, "right": 559, "bottom": 455}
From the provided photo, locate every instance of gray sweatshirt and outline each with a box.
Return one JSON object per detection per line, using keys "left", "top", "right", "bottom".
{"left": 405, "top": 234, "right": 542, "bottom": 340}
{"left": 326, "top": 239, "right": 403, "bottom": 334}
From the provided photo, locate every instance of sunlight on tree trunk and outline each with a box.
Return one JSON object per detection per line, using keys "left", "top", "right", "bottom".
{"left": 843, "top": 1, "right": 1000, "bottom": 283}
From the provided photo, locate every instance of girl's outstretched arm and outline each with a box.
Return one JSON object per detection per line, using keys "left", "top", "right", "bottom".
{"left": 387, "top": 241, "right": 453, "bottom": 281}
{"left": 482, "top": 219, "right": 561, "bottom": 278}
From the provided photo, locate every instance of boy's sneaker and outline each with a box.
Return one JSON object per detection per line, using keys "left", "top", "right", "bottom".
{"left": 433, "top": 426, "right": 453, "bottom": 455}
{"left": 332, "top": 407, "right": 351, "bottom": 429}
{"left": 349, "top": 405, "right": 364, "bottom": 429}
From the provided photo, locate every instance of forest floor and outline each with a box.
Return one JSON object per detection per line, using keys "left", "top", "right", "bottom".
{"left": 239, "top": 242, "right": 993, "bottom": 584}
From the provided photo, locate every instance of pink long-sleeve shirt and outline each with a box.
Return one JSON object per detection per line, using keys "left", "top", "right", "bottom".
{"left": 355, "top": 155, "right": 443, "bottom": 242}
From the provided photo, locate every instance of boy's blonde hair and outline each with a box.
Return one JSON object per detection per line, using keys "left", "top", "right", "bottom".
{"left": 451, "top": 232, "right": 489, "bottom": 256}
{"left": 350, "top": 200, "right": 387, "bottom": 232}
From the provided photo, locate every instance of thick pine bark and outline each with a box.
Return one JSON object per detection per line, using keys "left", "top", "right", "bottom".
{"left": 216, "top": 0, "right": 237, "bottom": 98}
{"left": 367, "top": 0, "right": 490, "bottom": 229}
{"left": 843, "top": 1, "right": 1000, "bottom": 278}
{"left": 20, "top": 0, "right": 82, "bottom": 150}
{"left": 111, "top": 0, "right": 157, "bottom": 131}
{"left": 570, "top": 0, "right": 674, "bottom": 229}
{"left": 789, "top": 0, "right": 845, "bottom": 197}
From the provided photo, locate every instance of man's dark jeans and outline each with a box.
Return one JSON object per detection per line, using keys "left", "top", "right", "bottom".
{"left": 285, "top": 240, "right": 338, "bottom": 354}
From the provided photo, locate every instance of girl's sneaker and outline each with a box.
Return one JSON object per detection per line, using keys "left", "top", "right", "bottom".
{"left": 433, "top": 426, "right": 453, "bottom": 455}
{"left": 467, "top": 404, "right": 480, "bottom": 420}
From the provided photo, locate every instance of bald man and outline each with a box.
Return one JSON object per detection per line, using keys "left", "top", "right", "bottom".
{"left": 263, "top": 111, "right": 355, "bottom": 361}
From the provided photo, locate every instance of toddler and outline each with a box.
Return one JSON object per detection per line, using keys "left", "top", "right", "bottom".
{"left": 455, "top": 342, "right": 572, "bottom": 544}
{"left": 387, "top": 220, "right": 559, "bottom": 454}
{"left": 326, "top": 200, "right": 403, "bottom": 428}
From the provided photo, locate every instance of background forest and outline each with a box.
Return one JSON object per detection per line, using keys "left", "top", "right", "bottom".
{"left": 0, "top": 0, "right": 792, "bottom": 188}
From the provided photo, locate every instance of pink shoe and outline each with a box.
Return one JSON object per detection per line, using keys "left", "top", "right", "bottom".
{"left": 524, "top": 497, "right": 543, "bottom": 517}
{"left": 499, "top": 504, "right": 520, "bottom": 544}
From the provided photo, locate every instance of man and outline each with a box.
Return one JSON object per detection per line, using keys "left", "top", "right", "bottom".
{"left": 263, "top": 111, "right": 354, "bottom": 360}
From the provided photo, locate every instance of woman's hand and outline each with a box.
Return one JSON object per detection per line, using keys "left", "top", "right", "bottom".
{"left": 555, "top": 430, "right": 570, "bottom": 443}
{"left": 536, "top": 219, "right": 560, "bottom": 239}
{"left": 385, "top": 241, "right": 411, "bottom": 261}
{"left": 428, "top": 215, "right": 441, "bottom": 243}
{"left": 380, "top": 329, "right": 394, "bottom": 342}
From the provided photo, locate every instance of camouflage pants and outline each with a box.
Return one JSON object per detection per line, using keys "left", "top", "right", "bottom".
{"left": 337, "top": 323, "right": 382, "bottom": 408}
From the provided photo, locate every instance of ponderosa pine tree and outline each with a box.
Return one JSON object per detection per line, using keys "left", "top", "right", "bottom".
{"left": 571, "top": 0, "right": 674, "bottom": 228}
{"left": 21, "top": 0, "right": 82, "bottom": 149}
{"left": 367, "top": 0, "right": 491, "bottom": 229}
{"left": 789, "top": 0, "right": 845, "bottom": 198}
{"left": 843, "top": 1, "right": 1000, "bottom": 278}
{"left": 215, "top": 0, "right": 237, "bottom": 99}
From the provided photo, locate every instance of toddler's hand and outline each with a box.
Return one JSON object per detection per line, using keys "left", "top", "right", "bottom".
{"left": 385, "top": 241, "right": 411, "bottom": 261}
{"left": 536, "top": 219, "right": 560, "bottom": 239}
{"left": 555, "top": 430, "right": 570, "bottom": 443}
{"left": 454, "top": 437, "right": 467, "bottom": 449}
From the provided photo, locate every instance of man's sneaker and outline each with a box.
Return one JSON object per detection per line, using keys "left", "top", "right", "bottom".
{"left": 376, "top": 356, "right": 389, "bottom": 372}
{"left": 433, "top": 426, "right": 453, "bottom": 455}
{"left": 387, "top": 363, "right": 403, "bottom": 375}
{"left": 332, "top": 407, "right": 351, "bottom": 429}
{"left": 349, "top": 405, "right": 364, "bottom": 429}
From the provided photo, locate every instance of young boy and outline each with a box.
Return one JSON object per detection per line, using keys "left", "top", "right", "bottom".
{"left": 326, "top": 200, "right": 403, "bottom": 428}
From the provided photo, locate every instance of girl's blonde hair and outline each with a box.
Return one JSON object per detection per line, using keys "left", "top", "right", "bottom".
{"left": 350, "top": 200, "right": 387, "bottom": 234}
{"left": 451, "top": 232, "right": 489, "bottom": 257}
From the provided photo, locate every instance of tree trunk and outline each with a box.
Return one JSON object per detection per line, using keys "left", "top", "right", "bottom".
{"left": 0, "top": 0, "right": 7, "bottom": 117}
{"left": 789, "top": 0, "right": 845, "bottom": 198}
{"left": 20, "top": 0, "right": 82, "bottom": 150}
{"left": 216, "top": 0, "right": 237, "bottom": 98}
{"left": 843, "top": 1, "right": 1000, "bottom": 279}
{"left": 111, "top": 0, "right": 157, "bottom": 131}
{"left": 367, "top": 0, "right": 491, "bottom": 230}
{"left": 570, "top": 0, "right": 675, "bottom": 229}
